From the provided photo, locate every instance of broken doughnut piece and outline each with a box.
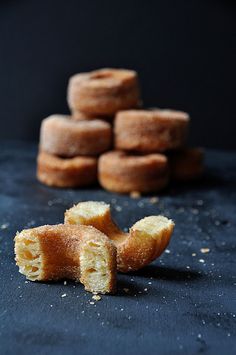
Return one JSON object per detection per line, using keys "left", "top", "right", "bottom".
{"left": 14, "top": 224, "right": 117, "bottom": 294}
{"left": 65, "top": 201, "right": 174, "bottom": 272}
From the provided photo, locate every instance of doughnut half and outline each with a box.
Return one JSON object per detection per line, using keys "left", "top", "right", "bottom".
{"left": 37, "top": 151, "right": 97, "bottom": 188}
{"left": 67, "top": 68, "right": 140, "bottom": 116}
{"left": 169, "top": 148, "right": 204, "bottom": 181}
{"left": 15, "top": 224, "right": 117, "bottom": 294}
{"left": 65, "top": 201, "right": 175, "bottom": 272}
{"left": 98, "top": 151, "right": 169, "bottom": 194}
{"left": 114, "top": 109, "right": 190, "bottom": 153}
{"left": 40, "top": 115, "right": 112, "bottom": 157}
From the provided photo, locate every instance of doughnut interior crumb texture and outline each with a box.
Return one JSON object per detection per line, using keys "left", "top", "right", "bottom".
{"left": 65, "top": 201, "right": 175, "bottom": 272}
{"left": 14, "top": 224, "right": 117, "bottom": 294}
{"left": 14, "top": 230, "right": 42, "bottom": 281}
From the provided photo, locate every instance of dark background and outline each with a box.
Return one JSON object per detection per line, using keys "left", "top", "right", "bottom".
{"left": 0, "top": 0, "right": 235, "bottom": 149}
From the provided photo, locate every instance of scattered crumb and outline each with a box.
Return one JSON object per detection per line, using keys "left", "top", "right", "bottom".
{"left": 149, "top": 197, "right": 159, "bottom": 204}
{"left": 61, "top": 293, "right": 67, "bottom": 298}
{"left": 123, "top": 288, "right": 129, "bottom": 293}
{"left": 0, "top": 223, "right": 9, "bottom": 230}
{"left": 89, "top": 301, "right": 95, "bottom": 305}
{"left": 192, "top": 253, "right": 196, "bottom": 257}
{"left": 130, "top": 191, "right": 141, "bottom": 199}
{"left": 92, "top": 295, "right": 101, "bottom": 301}
{"left": 144, "top": 288, "right": 148, "bottom": 292}
{"left": 63, "top": 281, "right": 67, "bottom": 285}
{"left": 115, "top": 206, "right": 122, "bottom": 212}
{"left": 165, "top": 249, "right": 171, "bottom": 254}
{"left": 199, "top": 259, "right": 205, "bottom": 263}
{"left": 200, "top": 248, "right": 210, "bottom": 254}
{"left": 120, "top": 308, "right": 124, "bottom": 311}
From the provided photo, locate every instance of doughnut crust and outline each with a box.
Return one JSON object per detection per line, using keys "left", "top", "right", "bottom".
{"left": 114, "top": 109, "right": 190, "bottom": 153}
{"left": 40, "top": 115, "right": 112, "bottom": 157}
{"left": 15, "top": 224, "right": 117, "bottom": 294}
{"left": 65, "top": 201, "right": 175, "bottom": 272}
{"left": 37, "top": 151, "right": 97, "bottom": 188}
{"left": 98, "top": 151, "right": 169, "bottom": 194}
{"left": 67, "top": 68, "right": 140, "bottom": 116}
{"left": 168, "top": 148, "right": 204, "bottom": 181}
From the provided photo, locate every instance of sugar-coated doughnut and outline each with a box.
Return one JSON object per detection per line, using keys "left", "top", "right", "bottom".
{"left": 71, "top": 109, "right": 113, "bottom": 122}
{"left": 65, "top": 201, "right": 174, "bottom": 272}
{"left": 15, "top": 224, "right": 117, "bottom": 294}
{"left": 37, "top": 151, "right": 97, "bottom": 188}
{"left": 98, "top": 151, "right": 169, "bottom": 194}
{"left": 114, "top": 109, "right": 190, "bottom": 153}
{"left": 67, "top": 68, "right": 140, "bottom": 116}
{"left": 168, "top": 148, "right": 204, "bottom": 181}
{"left": 39, "top": 115, "right": 112, "bottom": 157}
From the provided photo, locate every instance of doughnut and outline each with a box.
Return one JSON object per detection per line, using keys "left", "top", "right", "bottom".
{"left": 98, "top": 151, "right": 169, "bottom": 194}
{"left": 114, "top": 109, "right": 190, "bottom": 153}
{"left": 65, "top": 201, "right": 175, "bottom": 272}
{"left": 67, "top": 68, "right": 140, "bottom": 116}
{"left": 37, "top": 151, "right": 97, "bottom": 188}
{"left": 39, "top": 115, "right": 112, "bottom": 157}
{"left": 14, "top": 224, "right": 117, "bottom": 294}
{"left": 71, "top": 110, "right": 113, "bottom": 122}
{"left": 168, "top": 148, "right": 204, "bottom": 181}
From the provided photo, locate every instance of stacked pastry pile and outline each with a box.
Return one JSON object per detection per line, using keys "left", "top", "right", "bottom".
{"left": 37, "top": 68, "right": 204, "bottom": 193}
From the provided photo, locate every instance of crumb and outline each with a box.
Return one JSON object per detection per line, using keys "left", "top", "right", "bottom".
{"left": 115, "top": 206, "right": 122, "bottom": 212}
{"left": 61, "top": 293, "right": 67, "bottom": 298}
{"left": 123, "top": 288, "right": 129, "bottom": 293}
{"left": 150, "top": 197, "right": 159, "bottom": 204}
{"left": 144, "top": 288, "right": 148, "bottom": 292}
{"left": 92, "top": 295, "right": 101, "bottom": 301}
{"left": 192, "top": 253, "right": 196, "bottom": 256}
{"left": 120, "top": 308, "right": 124, "bottom": 311}
{"left": 165, "top": 249, "right": 170, "bottom": 254}
{"left": 0, "top": 223, "right": 9, "bottom": 230}
{"left": 199, "top": 259, "right": 205, "bottom": 263}
{"left": 63, "top": 281, "right": 67, "bottom": 285}
{"left": 148, "top": 281, "right": 152, "bottom": 285}
{"left": 130, "top": 191, "right": 141, "bottom": 199}
{"left": 89, "top": 301, "right": 95, "bottom": 305}
{"left": 200, "top": 248, "right": 210, "bottom": 254}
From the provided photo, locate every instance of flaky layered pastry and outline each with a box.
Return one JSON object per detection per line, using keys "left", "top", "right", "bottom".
{"left": 40, "top": 115, "right": 112, "bottom": 157}
{"left": 37, "top": 151, "right": 97, "bottom": 188}
{"left": 67, "top": 68, "right": 140, "bottom": 116}
{"left": 65, "top": 201, "right": 175, "bottom": 272}
{"left": 98, "top": 150, "right": 169, "bottom": 194}
{"left": 15, "top": 224, "right": 116, "bottom": 294}
{"left": 114, "top": 109, "right": 189, "bottom": 153}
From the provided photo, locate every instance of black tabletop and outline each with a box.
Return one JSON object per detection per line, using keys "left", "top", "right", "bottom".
{"left": 0, "top": 141, "right": 236, "bottom": 355}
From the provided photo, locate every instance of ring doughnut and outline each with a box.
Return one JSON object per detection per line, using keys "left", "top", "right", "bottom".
{"left": 65, "top": 201, "right": 175, "bottom": 272}
{"left": 71, "top": 110, "right": 113, "bottom": 122}
{"left": 67, "top": 68, "right": 140, "bottom": 116}
{"left": 168, "top": 148, "right": 204, "bottom": 181}
{"left": 15, "top": 224, "right": 117, "bottom": 294}
{"left": 114, "top": 109, "right": 189, "bottom": 153}
{"left": 37, "top": 151, "right": 97, "bottom": 188}
{"left": 40, "top": 115, "right": 112, "bottom": 157}
{"left": 98, "top": 151, "right": 169, "bottom": 194}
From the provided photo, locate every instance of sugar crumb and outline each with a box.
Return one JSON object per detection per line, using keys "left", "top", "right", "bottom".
{"left": 200, "top": 248, "right": 210, "bottom": 254}
{"left": 130, "top": 191, "right": 141, "bottom": 199}
{"left": 92, "top": 295, "right": 101, "bottom": 301}
{"left": 61, "top": 293, "right": 67, "bottom": 298}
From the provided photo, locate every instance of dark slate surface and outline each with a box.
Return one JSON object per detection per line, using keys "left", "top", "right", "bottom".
{"left": 0, "top": 140, "right": 236, "bottom": 355}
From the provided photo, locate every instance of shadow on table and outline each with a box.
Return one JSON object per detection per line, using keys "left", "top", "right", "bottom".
{"left": 130, "top": 264, "right": 202, "bottom": 282}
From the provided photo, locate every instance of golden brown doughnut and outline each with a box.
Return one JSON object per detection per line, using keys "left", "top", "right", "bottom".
{"left": 37, "top": 151, "right": 97, "bottom": 188}
{"left": 71, "top": 109, "right": 113, "bottom": 122}
{"left": 67, "top": 68, "right": 140, "bottom": 116}
{"left": 168, "top": 148, "right": 204, "bottom": 181}
{"left": 114, "top": 109, "right": 190, "bottom": 153}
{"left": 65, "top": 201, "right": 174, "bottom": 272}
{"left": 98, "top": 151, "right": 169, "bottom": 194}
{"left": 15, "top": 224, "right": 117, "bottom": 294}
{"left": 39, "top": 115, "right": 112, "bottom": 157}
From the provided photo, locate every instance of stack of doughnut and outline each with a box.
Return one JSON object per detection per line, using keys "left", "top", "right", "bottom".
{"left": 37, "top": 68, "right": 204, "bottom": 193}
